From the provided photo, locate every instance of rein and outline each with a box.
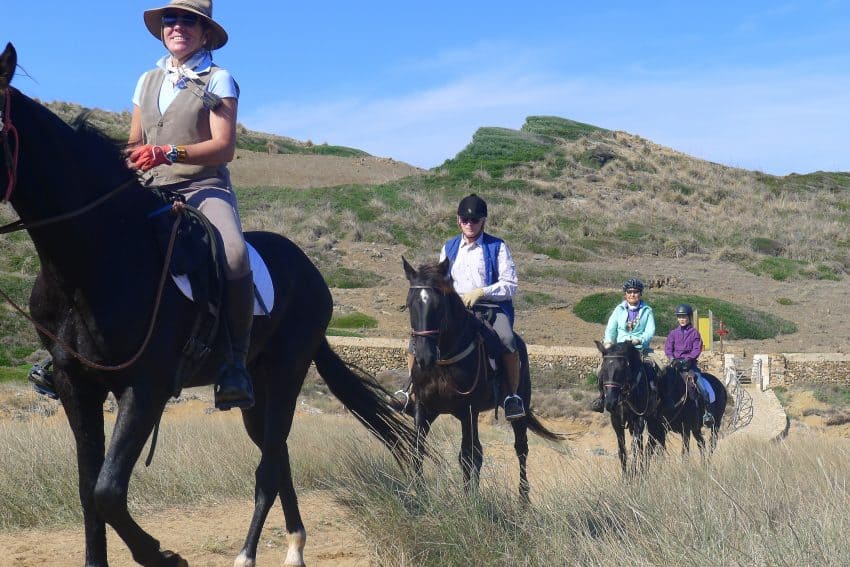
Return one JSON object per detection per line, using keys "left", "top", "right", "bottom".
{"left": 0, "top": 215, "right": 181, "bottom": 371}
{"left": 0, "top": 88, "right": 182, "bottom": 371}
{"left": 408, "top": 283, "right": 487, "bottom": 396}
{"left": 601, "top": 353, "right": 652, "bottom": 417}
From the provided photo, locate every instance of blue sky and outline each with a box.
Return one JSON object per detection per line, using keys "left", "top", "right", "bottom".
{"left": 6, "top": 1, "right": 850, "bottom": 173}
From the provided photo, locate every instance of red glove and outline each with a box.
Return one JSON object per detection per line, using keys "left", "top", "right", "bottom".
{"left": 129, "top": 144, "right": 174, "bottom": 171}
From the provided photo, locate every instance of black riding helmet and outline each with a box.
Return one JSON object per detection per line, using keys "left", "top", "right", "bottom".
{"left": 675, "top": 304, "right": 694, "bottom": 317}
{"left": 457, "top": 194, "right": 488, "bottom": 219}
{"left": 622, "top": 278, "right": 644, "bottom": 293}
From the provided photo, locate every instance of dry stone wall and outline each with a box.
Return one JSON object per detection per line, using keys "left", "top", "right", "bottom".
{"left": 772, "top": 353, "right": 850, "bottom": 386}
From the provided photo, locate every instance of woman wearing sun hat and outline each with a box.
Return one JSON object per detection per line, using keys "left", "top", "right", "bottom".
{"left": 128, "top": 0, "right": 254, "bottom": 411}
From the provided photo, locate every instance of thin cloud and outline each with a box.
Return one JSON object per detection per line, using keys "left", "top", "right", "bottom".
{"left": 243, "top": 66, "right": 850, "bottom": 174}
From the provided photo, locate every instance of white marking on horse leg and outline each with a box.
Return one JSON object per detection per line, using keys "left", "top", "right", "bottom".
{"left": 233, "top": 551, "right": 255, "bottom": 567}
{"left": 283, "top": 528, "right": 307, "bottom": 567}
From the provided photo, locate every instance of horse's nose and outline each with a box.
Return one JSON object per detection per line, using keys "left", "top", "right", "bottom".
{"left": 604, "top": 390, "right": 619, "bottom": 412}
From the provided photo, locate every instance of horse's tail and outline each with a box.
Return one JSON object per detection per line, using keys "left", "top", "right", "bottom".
{"left": 524, "top": 408, "right": 567, "bottom": 442}
{"left": 313, "top": 338, "right": 417, "bottom": 462}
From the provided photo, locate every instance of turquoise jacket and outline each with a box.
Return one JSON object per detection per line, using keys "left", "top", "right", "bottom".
{"left": 603, "top": 300, "right": 656, "bottom": 351}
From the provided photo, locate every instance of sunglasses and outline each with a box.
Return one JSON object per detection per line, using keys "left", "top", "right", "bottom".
{"left": 459, "top": 217, "right": 482, "bottom": 225}
{"left": 625, "top": 290, "right": 641, "bottom": 295}
{"left": 162, "top": 12, "right": 200, "bottom": 27}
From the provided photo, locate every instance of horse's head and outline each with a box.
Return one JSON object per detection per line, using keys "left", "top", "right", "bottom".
{"left": 595, "top": 340, "right": 642, "bottom": 412}
{"left": 0, "top": 43, "right": 19, "bottom": 203}
{"left": 0, "top": 43, "right": 138, "bottom": 219}
{"left": 403, "top": 256, "right": 462, "bottom": 369}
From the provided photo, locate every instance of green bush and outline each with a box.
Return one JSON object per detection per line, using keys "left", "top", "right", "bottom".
{"left": 329, "top": 312, "right": 377, "bottom": 329}
{"left": 573, "top": 291, "right": 797, "bottom": 340}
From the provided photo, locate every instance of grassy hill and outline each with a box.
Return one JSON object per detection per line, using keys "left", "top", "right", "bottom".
{"left": 37, "top": 100, "right": 368, "bottom": 157}
{"left": 1, "top": 107, "right": 844, "bottom": 366}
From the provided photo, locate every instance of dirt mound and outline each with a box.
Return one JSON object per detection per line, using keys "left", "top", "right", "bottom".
{"left": 229, "top": 150, "right": 424, "bottom": 189}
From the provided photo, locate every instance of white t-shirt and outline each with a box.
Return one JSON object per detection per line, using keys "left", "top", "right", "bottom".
{"left": 132, "top": 49, "right": 239, "bottom": 115}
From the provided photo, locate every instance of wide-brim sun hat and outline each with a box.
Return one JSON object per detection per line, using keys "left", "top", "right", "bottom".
{"left": 144, "top": 0, "right": 228, "bottom": 50}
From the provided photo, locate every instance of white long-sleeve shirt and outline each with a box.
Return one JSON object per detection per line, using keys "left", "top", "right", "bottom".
{"left": 439, "top": 234, "right": 518, "bottom": 301}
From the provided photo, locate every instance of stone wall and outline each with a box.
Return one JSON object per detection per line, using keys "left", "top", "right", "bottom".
{"left": 327, "top": 337, "right": 600, "bottom": 388}
{"left": 772, "top": 353, "right": 850, "bottom": 386}
{"left": 326, "top": 337, "right": 850, "bottom": 388}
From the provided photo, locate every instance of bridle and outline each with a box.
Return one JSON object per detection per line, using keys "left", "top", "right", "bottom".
{"left": 407, "top": 283, "right": 484, "bottom": 395}
{"left": 0, "top": 86, "right": 181, "bottom": 372}
{"left": 0, "top": 87, "right": 20, "bottom": 203}
{"left": 601, "top": 352, "right": 651, "bottom": 416}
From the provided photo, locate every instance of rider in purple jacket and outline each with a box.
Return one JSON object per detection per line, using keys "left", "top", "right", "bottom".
{"left": 665, "top": 304, "right": 715, "bottom": 427}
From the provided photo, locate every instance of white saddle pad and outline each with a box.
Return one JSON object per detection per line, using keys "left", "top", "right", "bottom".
{"left": 171, "top": 242, "right": 274, "bottom": 316}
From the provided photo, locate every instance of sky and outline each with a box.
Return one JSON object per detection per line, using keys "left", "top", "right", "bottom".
{"left": 5, "top": 1, "right": 850, "bottom": 174}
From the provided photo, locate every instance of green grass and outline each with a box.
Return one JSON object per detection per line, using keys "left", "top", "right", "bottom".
{"left": 521, "top": 115, "right": 606, "bottom": 140}
{"left": 438, "top": 127, "right": 553, "bottom": 179}
{"left": 321, "top": 267, "right": 383, "bottom": 289}
{"left": 514, "top": 291, "right": 559, "bottom": 310}
{"left": 573, "top": 291, "right": 797, "bottom": 340}
{"left": 328, "top": 312, "right": 377, "bottom": 330}
{"left": 0, "top": 366, "right": 30, "bottom": 383}
{"left": 747, "top": 257, "right": 803, "bottom": 281}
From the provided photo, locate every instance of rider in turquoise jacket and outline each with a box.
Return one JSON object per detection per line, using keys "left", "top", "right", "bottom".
{"left": 603, "top": 299, "right": 655, "bottom": 352}
{"left": 591, "top": 278, "right": 660, "bottom": 412}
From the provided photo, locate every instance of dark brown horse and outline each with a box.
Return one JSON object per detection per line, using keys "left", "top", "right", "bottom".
{"left": 659, "top": 360, "right": 727, "bottom": 460}
{"left": 0, "top": 43, "right": 416, "bottom": 567}
{"left": 402, "top": 258, "right": 562, "bottom": 501}
{"left": 595, "top": 340, "right": 665, "bottom": 477}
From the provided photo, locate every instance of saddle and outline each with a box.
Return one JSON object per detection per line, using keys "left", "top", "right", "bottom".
{"left": 471, "top": 303, "right": 511, "bottom": 416}
{"left": 148, "top": 189, "right": 224, "bottom": 395}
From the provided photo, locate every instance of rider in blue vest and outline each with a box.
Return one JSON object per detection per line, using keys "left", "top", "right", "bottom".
{"left": 406, "top": 194, "right": 524, "bottom": 420}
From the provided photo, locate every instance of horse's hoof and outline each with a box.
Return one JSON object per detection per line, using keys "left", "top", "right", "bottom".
{"left": 160, "top": 550, "right": 188, "bottom": 567}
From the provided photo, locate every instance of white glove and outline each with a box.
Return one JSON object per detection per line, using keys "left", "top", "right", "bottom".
{"left": 631, "top": 338, "right": 642, "bottom": 346}
{"left": 603, "top": 341, "right": 613, "bottom": 349}
{"left": 461, "top": 288, "right": 486, "bottom": 308}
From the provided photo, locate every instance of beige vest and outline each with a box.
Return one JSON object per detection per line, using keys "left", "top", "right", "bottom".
{"left": 139, "top": 67, "right": 229, "bottom": 187}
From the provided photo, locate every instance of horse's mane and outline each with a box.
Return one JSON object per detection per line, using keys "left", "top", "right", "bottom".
{"left": 68, "top": 111, "right": 132, "bottom": 178}
{"left": 415, "top": 261, "right": 456, "bottom": 295}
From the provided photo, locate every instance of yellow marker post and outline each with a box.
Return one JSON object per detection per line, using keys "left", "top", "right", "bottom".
{"left": 698, "top": 311, "right": 713, "bottom": 351}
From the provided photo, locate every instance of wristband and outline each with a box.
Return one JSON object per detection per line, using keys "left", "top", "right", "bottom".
{"left": 164, "top": 144, "right": 178, "bottom": 163}
{"left": 163, "top": 145, "right": 188, "bottom": 163}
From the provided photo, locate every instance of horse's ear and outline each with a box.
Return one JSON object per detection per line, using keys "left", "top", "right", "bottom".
{"left": 437, "top": 257, "right": 451, "bottom": 277}
{"left": 594, "top": 340, "right": 606, "bottom": 354}
{"left": 402, "top": 256, "right": 417, "bottom": 282}
{"left": 0, "top": 43, "right": 17, "bottom": 89}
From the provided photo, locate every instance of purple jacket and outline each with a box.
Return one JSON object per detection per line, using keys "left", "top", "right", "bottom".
{"left": 665, "top": 324, "right": 702, "bottom": 362}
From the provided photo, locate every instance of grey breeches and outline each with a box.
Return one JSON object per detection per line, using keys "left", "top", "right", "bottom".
{"left": 492, "top": 312, "right": 517, "bottom": 353}
{"left": 180, "top": 186, "right": 250, "bottom": 279}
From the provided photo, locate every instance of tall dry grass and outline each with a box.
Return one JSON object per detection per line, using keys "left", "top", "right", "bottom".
{"left": 3, "top": 404, "right": 850, "bottom": 565}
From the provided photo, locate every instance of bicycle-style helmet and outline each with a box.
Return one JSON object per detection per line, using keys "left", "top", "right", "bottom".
{"left": 675, "top": 304, "right": 693, "bottom": 317}
{"left": 622, "top": 278, "right": 644, "bottom": 293}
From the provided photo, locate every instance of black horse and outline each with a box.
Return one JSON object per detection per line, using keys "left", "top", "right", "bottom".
{"left": 595, "top": 340, "right": 665, "bottom": 476}
{"left": 659, "top": 360, "right": 727, "bottom": 459}
{"left": 0, "top": 43, "right": 417, "bottom": 567}
{"left": 401, "top": 258, "right": 562, "bottom": 501}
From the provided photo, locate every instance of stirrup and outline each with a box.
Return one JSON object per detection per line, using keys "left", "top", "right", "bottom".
{"left": 503, "top": 395, "right": 526, "bottom": 421}
{"left": 590, "top": 397, "right": 604, "bottom": 413}
{"left": 28, "top": 359, "right": 59, "bottom": 400}
{"left": 393, "top": 388, "right": 411, "bottom": 412}
{"left": 214, "top": 362, "right": 255, "bottom": 411}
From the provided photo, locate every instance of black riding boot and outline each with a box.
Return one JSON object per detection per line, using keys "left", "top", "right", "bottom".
{"left": 590, "top": 373, "right": 604, "bottom": 412}
{"left": 28, "top": 357, "right": 58, "bottom": 400}
{"left": 502, "top": 350, "right": 526, "bottom": 421}
{"left": 215, "top": 272, "right": 256, "bottom": 411}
